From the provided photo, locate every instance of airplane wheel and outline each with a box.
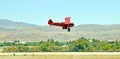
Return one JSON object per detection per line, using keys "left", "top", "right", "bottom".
{"left": 68, "top": 28, "right": 70, "bottom": 32}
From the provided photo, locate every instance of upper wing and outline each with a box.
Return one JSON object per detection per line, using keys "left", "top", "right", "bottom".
{"left": 65, "top": 17, "right": 70, "bottom": 24}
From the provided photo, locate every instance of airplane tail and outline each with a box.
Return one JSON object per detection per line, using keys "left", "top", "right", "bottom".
{"left": 65, "top": 17, "right": 70, "bottom": 24}
{"left": 48, "top": 19, "right": 53, "bottom": 25}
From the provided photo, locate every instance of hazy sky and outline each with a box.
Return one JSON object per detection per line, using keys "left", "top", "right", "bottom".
{"left": 0, "top": 0, "right": 120, "bottom": 26}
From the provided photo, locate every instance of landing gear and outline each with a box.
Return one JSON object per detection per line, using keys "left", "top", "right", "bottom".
{"left": 68, "top": 28, "right": 70, "bottom": 32}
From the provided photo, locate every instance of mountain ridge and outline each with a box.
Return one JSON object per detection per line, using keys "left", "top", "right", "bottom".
{"left": 0, "top": 19, "right": 38, "bottom": 27}
{"left": 0, "top": 19, "right": 120, "bottom": 41}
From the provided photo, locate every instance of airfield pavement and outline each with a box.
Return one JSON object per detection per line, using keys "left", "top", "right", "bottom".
{"left": 0, "top": 52, "right": 120, "bottom": 59}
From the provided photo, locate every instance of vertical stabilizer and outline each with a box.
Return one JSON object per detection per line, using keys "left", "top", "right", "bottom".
{"left": 48, "top": 19, "right": 53, "bottom": 25}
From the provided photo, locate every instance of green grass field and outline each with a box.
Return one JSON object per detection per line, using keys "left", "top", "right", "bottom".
{"left": 0, "top": 52, "right": 120, "bottom": 59}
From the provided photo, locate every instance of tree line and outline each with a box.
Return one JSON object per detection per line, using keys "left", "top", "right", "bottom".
{"left": 1, "top": 37, "right": 120, "bottom": 52}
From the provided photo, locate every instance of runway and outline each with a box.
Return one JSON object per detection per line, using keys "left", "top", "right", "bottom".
{"left": 0, "top": 52, "right": 120, "bottom": 59}
{"left": 0, "top": 52, "right": 120, "bottom": 55}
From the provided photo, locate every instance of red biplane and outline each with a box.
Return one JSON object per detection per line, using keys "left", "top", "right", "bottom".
{"left": 48, "top": 17, "right": 74, "bottom": 32}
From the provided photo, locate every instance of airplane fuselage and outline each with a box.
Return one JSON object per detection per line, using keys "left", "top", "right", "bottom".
{"left": 48, "top": 17, "right": 74, "bottom": 32}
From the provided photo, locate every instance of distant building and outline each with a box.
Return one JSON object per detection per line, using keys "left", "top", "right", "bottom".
{"left": 62, "top": 45, "right": 68, "bottom": 48}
